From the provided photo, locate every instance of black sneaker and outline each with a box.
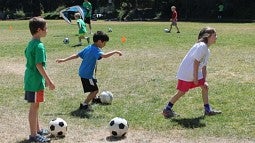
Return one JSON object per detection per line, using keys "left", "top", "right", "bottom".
{"left": 204, "top": 109, "right": 222, "bottom": 116}
{"left": 29, "top": 134, "right": 50, "bottom": 142}
{"left": 79, "top": 103, "right": 93, "bottom": 111}
{"left": 162, "top": 108, "right": 180, "bottom": 118}
{"left": 177, "top": 31, "right": 180, "bottom": 33}
{"left": 37, "top": 129, "right": 50, "bottom": 136}
{"left": 92, "top": 97, "right": 102, "bottom": 104}
{"left": 85, "top": 37, "right": 90, "bottom": 44}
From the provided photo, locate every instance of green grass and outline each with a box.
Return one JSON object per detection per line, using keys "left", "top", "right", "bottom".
{"left": 0, "top": 20, "right": 255, "bottom": 141}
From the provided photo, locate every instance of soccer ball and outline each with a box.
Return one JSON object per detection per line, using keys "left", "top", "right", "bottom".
{"left": 108, "top": 27, "right": 112, "bottom": 32}
{"left": 164, "top": 28, "right": 170, "bottom": 33}
{"left": 49, "top": 118, "right": 67, "bottom": 137}
{"left": 99, "top": 91, "right": 113, "bottom": 104}
{"left": 63, "top": 37, "right": 69, "bottom": 44}
{"left": 108, "top": 117, "right": 128, "bottom": 137}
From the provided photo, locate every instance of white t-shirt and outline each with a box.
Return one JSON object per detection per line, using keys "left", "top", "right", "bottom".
{"left": 177, "top": 42, "right": 210, "bottom": 81}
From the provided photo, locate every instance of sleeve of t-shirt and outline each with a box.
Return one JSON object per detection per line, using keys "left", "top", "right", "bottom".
{"left": 192, "top": 44, "right": 207, "bottom": 62}
{"left": 35, "top": 43, "right": 46, "bottom": 65}
{"left": 95, "top": 50, "right": 103, "bottom": 60}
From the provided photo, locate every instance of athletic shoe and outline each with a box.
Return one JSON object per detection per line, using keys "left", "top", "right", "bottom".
{"left": 37, "top": 129, "right": 50, "bottom": 136}
{"left": 204, "top": 109, "right": 222, "bottom": 116}
{"left": 29, "top": 134, "right": 50, "bottom": 142}
{"left": 162, "top": 108, "right": 180, "bottom": 118}
{"left": 92, "top": 97, "right": 102, "bottom": 104}
{"left": 85, "top": 37, "right": 90, "bottom": 44}
{"left": 79, "top": 103, "right": 93, "bottom": 111}
{"left": 177, "top": 31, "right": 180, "bottom": 33}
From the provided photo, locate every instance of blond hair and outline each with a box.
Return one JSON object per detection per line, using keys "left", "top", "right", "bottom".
{"left": 74, "top": 13, "right": 81, "bottom": 18}
{"left": 171, "top": 6, "right": 176, "bottom": 9}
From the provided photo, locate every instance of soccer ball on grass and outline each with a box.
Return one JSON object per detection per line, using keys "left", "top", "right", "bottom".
{"left": 49, "top": 117, "right": 67, "bottom": 137}
{"left": 164, "top": 28, "right": 170, "bottom": 33}
{"left": 63, "top": 37, "right": 69, "bottom": 44}
{"left": 99, "top": 91, "right": 113, "bottom": 104}
{"left": 108, "top": 117, "right": 128, "bottom": 137}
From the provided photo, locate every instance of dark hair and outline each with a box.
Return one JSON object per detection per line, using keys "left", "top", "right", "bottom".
{"left": 29, "top": 17, "right": 46, "bottom": 35}
{"left": 93, "top": 31, "right": 109, "bottom": 43}
{"left": 197, "top": 27, "right": 216, "bottom": 44}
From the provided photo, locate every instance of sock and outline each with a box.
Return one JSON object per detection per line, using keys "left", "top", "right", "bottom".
{"left": 204, "top": 104, "right": 211, "bottom": 112}
{"left": 165, "top": 102, "right": 174, "bottom": 110}
{"left": 82, "top": 102, "right": 88, "bottom": 106}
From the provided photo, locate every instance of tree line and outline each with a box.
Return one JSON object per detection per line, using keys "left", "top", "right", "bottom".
{"left": 0, "top": 0, "right": 254, "bottom": 21}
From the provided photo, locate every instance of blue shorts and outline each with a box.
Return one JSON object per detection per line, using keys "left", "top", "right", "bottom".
{"left": 24, "top": 90, "right": 44, "bottom": 103}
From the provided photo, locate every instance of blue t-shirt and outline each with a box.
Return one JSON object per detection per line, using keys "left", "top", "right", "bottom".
{"left": 77, "top": 44, "right": 103, "bottom": 79}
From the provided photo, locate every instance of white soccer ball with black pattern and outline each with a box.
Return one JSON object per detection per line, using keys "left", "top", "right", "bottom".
{"left": 63, "top": 37, "right": 69, "bottom": 44}
{"left": 99, "top": 91, "right": 113, "bottom": 104}
{"left": 164, "top": 28, "right": 170, "bottom": 33}
{"left": 108, "top": 117, "right": 128, "bottom": 137}
{"left": 49, "top": 117, "right": 67, "bottom": 137}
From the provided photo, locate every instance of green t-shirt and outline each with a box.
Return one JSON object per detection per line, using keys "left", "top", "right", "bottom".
{"left": 24, "top": 39, "right": 46, "bottom": 91}
{"left": 77, "top": 18, "right": 87, "bottom": 34}
{"left": 83, "top": 1, "right": 92, "bottom": 18}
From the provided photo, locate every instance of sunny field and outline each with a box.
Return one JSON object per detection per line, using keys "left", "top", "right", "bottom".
{"left": 0, "top": 20, "right": 255, "bottom": 142}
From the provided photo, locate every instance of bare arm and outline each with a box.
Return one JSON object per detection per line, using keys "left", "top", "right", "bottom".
{"left": 193, "top": 59, "right": 199, "bottom": 85}
{"left": 101, "top": 50, "right": 122, "bottom": 58}
{"left": 202, "top": 66, "right": 207, "bottom": 79}
{"left": 56, "top": 54, "right": 79, "bottom": 63}
{"left": 36, "top": 63, "right": 55, "bottom": 90}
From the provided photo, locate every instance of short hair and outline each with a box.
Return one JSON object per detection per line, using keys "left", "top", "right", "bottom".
{"left": 197, "top": 27, "right": 216, "bottom": 44}
{"left": 29, "top": 17, "right": 46, "bottom": 35}
{"left": 171, "top": 6, "right": 176, "bottom": 9}
{"left": 93, "top": 31, "right": 109, "bottom": 43}
{"left": 74, "top": 13, "right": 81, "bottom": 18}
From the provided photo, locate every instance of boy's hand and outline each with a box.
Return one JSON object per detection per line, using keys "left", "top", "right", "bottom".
{"left": 46, "top": 80, "right": 55, "bottom": 90}
{"left": 56, "top": 59, "right": 64, "bottom": 63}
{"left": 115, "top": 51, "right": 122, "bottom": 56}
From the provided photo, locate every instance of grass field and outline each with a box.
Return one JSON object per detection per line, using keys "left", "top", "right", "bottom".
{"left": 0, "top": 20, "right": 255, "bottom": 142}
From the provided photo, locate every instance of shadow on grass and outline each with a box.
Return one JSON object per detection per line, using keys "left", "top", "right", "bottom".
{"left": 70, "top": 108, "right": 92, "bottom": 118}
{"left": 16, "top": 139, "right": 29, "bottom": 143}
{"left": 171, "top": 116, "right": 206, "bottom": 128}
{"left": 16, "top": 135, "right": 65, "bottom": 143}
{"left": 106, "top": 135, "right": 126, "bottom": 142}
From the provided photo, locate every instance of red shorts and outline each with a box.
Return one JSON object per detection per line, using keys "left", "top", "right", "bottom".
{"left": 177, "top": 78, "right": 205, "bottom": 92}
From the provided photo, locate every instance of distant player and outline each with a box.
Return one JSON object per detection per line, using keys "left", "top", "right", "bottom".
{"left": 83, "top": 0, "right": 93, "bottom": 34}
{"left": 169, "top": 6, "right": 180, "bottom": 33}
{"left": 163, "top": 27, "right": 221, "bottom": 118}
{"left": 74, "top": 12, "right": 90, "bottom": 46}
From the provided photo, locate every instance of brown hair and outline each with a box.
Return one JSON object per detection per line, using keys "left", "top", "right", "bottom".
{"left": 197, "top": 27, "right": 216, "bottom": 44}
{"left": 29, "top": 17, "right": 46, "bottom": 35}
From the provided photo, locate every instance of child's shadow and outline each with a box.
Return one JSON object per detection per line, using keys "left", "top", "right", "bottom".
{"left": 70, "top": 108, "right": 92, "bottom": 118}
{"left": 171, "top": 116, "right": 206, "bottom": 128}
{"left": 106, "top": 135, "right": 126, "bottom": 142}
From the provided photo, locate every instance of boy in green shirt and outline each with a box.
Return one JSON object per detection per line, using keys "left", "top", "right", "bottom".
{"left": 24, "top": 17, "right": 55, "bottom": 142}
{"left": 74, "top": 12, "right": 90, "bottom": 46}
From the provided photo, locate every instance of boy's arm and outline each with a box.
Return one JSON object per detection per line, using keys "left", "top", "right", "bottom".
{"left": 56, "top": 54, "right": 79, "bottom": 63}
{"left": 100, "top": 50, "right": 122, "bottom": 58}
{"left": 36, "top": 63, "right": 55, "bottom": 90}
{"left": 193, "top": 59, "right": 199, "bottom": 85}
{"left": 202, "top": 66, "right": 207, "bottom": 79}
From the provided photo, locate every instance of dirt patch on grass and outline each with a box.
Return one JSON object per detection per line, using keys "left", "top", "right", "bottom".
{"left": 0, "top": 106, "right": 254, "bottom": 143}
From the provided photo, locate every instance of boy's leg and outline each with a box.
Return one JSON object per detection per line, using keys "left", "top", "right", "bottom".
{"left": 175, "top": 25, "right": 180, "bottom": 33}
{"left": 29, "top": 103, "right": 39, "bottom": 136}
{"left": 84, "top": 90, "right": 98, "bottom": 104}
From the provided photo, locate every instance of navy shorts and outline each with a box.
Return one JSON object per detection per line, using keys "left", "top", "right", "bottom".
{"left": 84, "top": 17, "right": 91, "bottom": 24}
{"left": 81, "top": 78, "right": 98, "bottom": 93}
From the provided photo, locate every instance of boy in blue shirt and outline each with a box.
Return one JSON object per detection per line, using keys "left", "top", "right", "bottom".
{"left": 56, "top": 31, "right": 122, "bottom": 110}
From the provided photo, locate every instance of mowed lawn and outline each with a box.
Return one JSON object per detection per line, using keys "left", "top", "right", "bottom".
{"left": 0, "top": 20, "right": 255, "bottom": 142}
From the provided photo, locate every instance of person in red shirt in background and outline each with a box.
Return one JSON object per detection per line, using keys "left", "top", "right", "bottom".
{"left": 169, "top": 6, "right": 180, "bottom": 33}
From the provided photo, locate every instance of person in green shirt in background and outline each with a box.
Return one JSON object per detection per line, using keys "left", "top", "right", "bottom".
{"left": 74, "top": 12, "right": 90, "bottom": 46}
{"left": 83, "top": 0, "right": 93, "bottom": 34}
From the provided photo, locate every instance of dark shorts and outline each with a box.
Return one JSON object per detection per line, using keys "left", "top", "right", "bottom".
{"left": 177, "top": 78, "right": 205, "bottom": 92}
{"left": 81, "top": 78, "right": 98, "bottom": 93}
{"left": 171, "top": 21, "right": 177, "bottom": 26}
{"left": 84, "top": 17, "right": 91, "bottom": 24}
{"left": 24, "top": 90, "right": 44, "bottom": 103}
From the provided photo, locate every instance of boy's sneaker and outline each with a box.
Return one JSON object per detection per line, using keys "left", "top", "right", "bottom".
{"left": 162, "top": 108, "right": 180, "bottom": 118}
{"left": 29, "top": 134, "right": 50, "bottom": 142}
{"left": 177, "top": 31, "right": 180, "bottom": 33}
{"left": 92, "top": 97, "right": 102, "bottom": 104}
{"left": 37, "top": 129, "right": 50, "bottom": 136}
{"left": 79, "top": 103, "right": 93, "bottom": 111}
{"left": 204, "top": 109, "right": 222, "bottom": 116}
{"left": 85, "top": 37, "right": 90, "bottom": 44}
